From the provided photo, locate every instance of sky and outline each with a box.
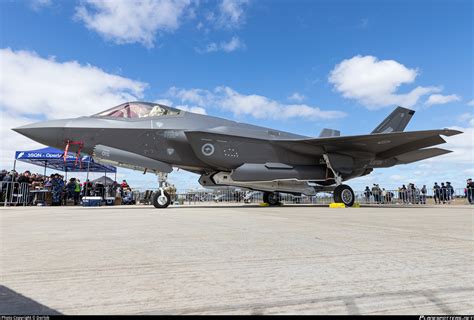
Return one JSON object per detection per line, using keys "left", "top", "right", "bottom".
{"left": 0, "top": 0, "right": 472, "bottom": 191}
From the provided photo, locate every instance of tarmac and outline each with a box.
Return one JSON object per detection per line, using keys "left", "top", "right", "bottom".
{"left": 1, "top": 204, "right": 473, "bottom": 315}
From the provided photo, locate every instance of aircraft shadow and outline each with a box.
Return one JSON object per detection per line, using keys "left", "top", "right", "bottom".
{"left": 0, "top": 285, "right": 62, "bottom": 315}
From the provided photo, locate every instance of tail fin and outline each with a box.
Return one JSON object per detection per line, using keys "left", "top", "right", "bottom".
{"left": 371, "top": 106, "right": 415, "bottom": 134}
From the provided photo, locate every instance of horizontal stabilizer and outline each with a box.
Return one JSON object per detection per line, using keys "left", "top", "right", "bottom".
{"left": 319, "top": 128, "right": 341, "bottom": 137}
{"left": 275, "top": 129, "right": 462, "bottom": 156}
{"left": 372, "top": 106, "right": 415, "bottom": 134}
{"left": 396, "top": 148, "right": 452, "bottom": 164}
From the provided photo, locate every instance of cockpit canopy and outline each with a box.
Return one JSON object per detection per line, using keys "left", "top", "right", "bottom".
{"left": 95, "top": 102, "right": 181, "bottom": 119}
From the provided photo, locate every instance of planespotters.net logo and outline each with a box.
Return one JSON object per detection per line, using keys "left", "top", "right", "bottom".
{"left": 420, "top": 316, "right": 474, "bottom": 320}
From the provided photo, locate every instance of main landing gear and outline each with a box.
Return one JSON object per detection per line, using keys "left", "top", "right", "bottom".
{"left": 333, "top": 184, "right": 355, "bottom": 207}
{"left": 263, "top": 192, "right": 281, "bottom": 206}
{"left": 152, "top": 172, "right": 171, "bottom": 209}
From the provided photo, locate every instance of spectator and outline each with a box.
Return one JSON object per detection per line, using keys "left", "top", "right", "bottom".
{"left": 371, "top": 184, "right": 380, "bottom": 203}
{"left": 406, "top": 184, "right": 413, "bottom": 204}
{"left": 51, "top": 174, "right": 64, "bottom": 206}
{"left": 400, "top": 184, "right": 407, "bottom": 203}
{"left": 466, "top": 179, "right": 473, "bottom": 204}
{"left": 433, "top": 183, "right": 441, "bottom": 204}
{"left": 386, "top": 190, "right": 393, "bottom": 203}
{"left": 421, "top": 185, "right": 427, "bottom": 204}
{"left": 0, "top": 169, "right": 6, "bottom": 182}
{"left": 17, "top": 170, "right": 31, "bottom": 184}
{"left": 440, "top": 182, "right": 447, "bottom": 204}
{"left": 66, "top": 178, "right": 76, "bottom": 204}
{"left": 364, "top": 186, "right": 371, "bottom": 203}
{"left": 2, "top": 171, "right": 15, "bottom": 201}
{"left": 122, "top": 188, "right": 134, "bottom": 205}
{"left": 44, "top": 175, "right": 53, "bottom": 189}
{"left": 74, "top": 179, "right": 81, "bottom": 205}
{"left": 121, "top": 180, "right": 130, "bottom": 189}
{"left": 446, "top": 182, "right": 454, "bottom": 203}
{"left": 83, "top": 179, "right": 92, "bottom": 197}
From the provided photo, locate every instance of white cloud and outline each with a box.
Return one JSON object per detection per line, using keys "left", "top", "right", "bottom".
{"left": 30, "top": 0, "right": 53, "bottom": 10}
{"left": 166, "top": 87, "right": 213, "bottom": 106}
{"left": 154, "top": 98, "right": 206, "bottom": 114}
{"left": 217, "top": 0, "right": 249, "bottom": 28}
{"left": 0, "top": 110, "right": 46, "bottom": 166}
{"left": 467, "top": 100, "right": 474, "bottom": 106}
{"left": 75, "top": 0, "right": 192, "bottom": 47}
{"left": 0, "top": 48, "right": 147, "bottom": 167}
{"left": 0, "top": 48, "right": 146, "bottom": 119}
{"left": 288, "top": 92, "right": 305, "bottom": 102}
{"left": 437, "top": 123, "right": 474, "bottom": 164}
{"left": 425, "top": 94, "right": 461, "bottom": 106}
{"left": 389, "top": 174, "right": 406, "bottom": 181}
{"left": 464, "top": 168, "right": 474, "bottom": 175}
{"left": 154, "top": 98, "right": 174, "bottom": 106}
{"left": 197, "top": 36, "right": 244, "bottom": 53}
{"left": 328, "top": 55, "right": 441, "bottom": 109}
{"left": 175, "top": 105, "right": 207, "bottom": 114}
{"left": 165, "top": 86, "right": 347, "bottom": 120}
{"left": 418, "top": 163, "right": 432, "bottom": 169}
{"left": 457, "top": 112, "right": 473, "bottom": 124}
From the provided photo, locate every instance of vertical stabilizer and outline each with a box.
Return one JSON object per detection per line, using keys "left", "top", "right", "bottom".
{"left": 371, "top": 106, "right": 415, "bottom": 134}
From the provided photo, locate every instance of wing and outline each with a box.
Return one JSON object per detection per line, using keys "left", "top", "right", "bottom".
{"left": 184, "top": 128, "right": 462, "bottom": 168}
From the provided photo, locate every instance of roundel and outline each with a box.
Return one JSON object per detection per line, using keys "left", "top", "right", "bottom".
{"left": 201, "top": 143, "right": 215, "bottom": 156}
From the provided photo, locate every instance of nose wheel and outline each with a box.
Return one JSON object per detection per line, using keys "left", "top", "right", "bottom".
{"left": 333, "top": 184, "right": 355, "bottom": 207}
{"left": 263, "top": 192, "right": 281, "bottom": 206}
{"left": 152, "top": 189, "right": 171, "bottom": 208}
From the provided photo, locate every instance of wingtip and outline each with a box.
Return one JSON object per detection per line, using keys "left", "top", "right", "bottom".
{"left": 441, "top": 129, "right": 463, "bottom": 136}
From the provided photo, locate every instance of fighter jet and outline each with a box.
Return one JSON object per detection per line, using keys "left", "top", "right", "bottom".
{"left": 13, "top": 102, "right": 461, "bottom": 208}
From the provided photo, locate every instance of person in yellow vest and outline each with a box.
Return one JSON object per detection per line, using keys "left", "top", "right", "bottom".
{"left": 74, "top": 179, "right": 81, "bottom": 205}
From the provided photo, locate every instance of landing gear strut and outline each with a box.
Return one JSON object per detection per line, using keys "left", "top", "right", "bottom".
{"left": 263, "top": 192, "right": 280, "bottom": 206}
{"left": 333, "top": 184, "right": 355, "bottom": 207}
{"left": 152, "top": 172, "right": 171, "bottom": 209}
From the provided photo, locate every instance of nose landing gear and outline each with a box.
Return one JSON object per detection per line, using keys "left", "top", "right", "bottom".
{"left": 152, "top": 172, "right": 171, "bottom": 209}
{"left": 152, "top": 188, "right": 171, "bottom": 208}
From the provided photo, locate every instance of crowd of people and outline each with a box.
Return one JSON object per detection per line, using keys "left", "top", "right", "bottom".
{"left": 2, "top": 168, "right": 474, "bottom": 206}
{"left": 364, "top": 179, "right": 474, "bottom": 204}
{"left": 0, "top": 169, "right": 135, "bottom": 206}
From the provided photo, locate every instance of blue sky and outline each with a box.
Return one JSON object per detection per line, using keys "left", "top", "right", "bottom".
{"left": 1, "top": 0, "right": 472, "bottom": 191}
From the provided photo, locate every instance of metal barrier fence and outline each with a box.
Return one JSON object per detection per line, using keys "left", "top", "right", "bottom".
{"left": 2, "top": 184, "right": 472, "bottom": 207}
{"left": 1, "top": 182, "right": 31, "bottom": 207}
{"left": 135, "top": 187, "right": 473, "bottom": 206}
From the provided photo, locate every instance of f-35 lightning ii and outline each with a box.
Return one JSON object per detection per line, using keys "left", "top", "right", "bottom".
{"left": 13, "top": 102, "right": 461, "bottom": 208}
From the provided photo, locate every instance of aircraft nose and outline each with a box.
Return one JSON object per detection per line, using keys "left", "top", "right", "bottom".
{"left": 12, "top": 119, "right": 70, "bottom": 148}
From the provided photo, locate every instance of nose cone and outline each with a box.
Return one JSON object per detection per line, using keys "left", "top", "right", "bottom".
{"left": 13, "top": 119, "right": 70, "bottom": 147}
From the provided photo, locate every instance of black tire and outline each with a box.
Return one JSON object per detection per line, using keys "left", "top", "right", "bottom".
{"left": 152, "top": 190, "right": 171, "bottom": 208}
{"left": 333, "top": 184, "right": 355, "bottom": 207}
{"left": 263, "top": 192, "right": 280, "bottom": 206}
